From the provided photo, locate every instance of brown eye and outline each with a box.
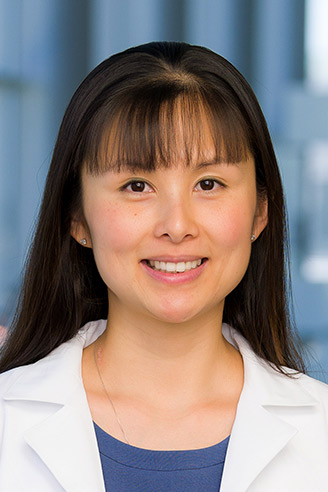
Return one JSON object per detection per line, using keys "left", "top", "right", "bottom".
{"left": 129, "top": 181, "right": 145, "bottom": 192}
{"left": 199, "top": 179, "right": 215, "bottom": 191}
{"left": 121, "top": 180, "right": 153, "bottom": 193}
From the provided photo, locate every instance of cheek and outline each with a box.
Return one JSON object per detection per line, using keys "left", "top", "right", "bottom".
{"left": 86, "top": 202, "right": 142, "bottom": 253}
{"left": 207, "top": 200, "right": 255, "bottom": 297}
{"left": 225, "top": 212, "right": 251, "bottom": 245}
{"left": 208, "top": 201, "right": 255, "bottom": 248}
{"left": 84, "top": 202, "right": 145, "bottom": 291}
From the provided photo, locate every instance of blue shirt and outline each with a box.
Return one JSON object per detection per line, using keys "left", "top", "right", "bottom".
{"left": 94, "top": 423, "right": 229, "bottom": 491}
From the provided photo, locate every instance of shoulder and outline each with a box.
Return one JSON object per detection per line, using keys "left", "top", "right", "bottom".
{"left": 296, "top": 372, "right": 328, "bottom": 408}
{"left": 0, "top": 319, "right": 107, "bottom": 402}
{"left": 0, "top": 364, "right": 27, "bottom": 392}
{"left": 254, "top": 358, "right": 328, "bottom": 411}
{"left": 0, "top": 328, "right": 88, "bottom": 444}
{"left": 223, "top": 323, "right": 328, "bottom": 411}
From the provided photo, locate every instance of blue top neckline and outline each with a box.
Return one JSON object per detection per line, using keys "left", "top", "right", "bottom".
{"left": 94, "top": 422, "right": 230, "bottom": 471}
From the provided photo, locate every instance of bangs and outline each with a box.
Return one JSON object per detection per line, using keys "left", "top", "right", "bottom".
{"left": 83, "top": 82, "right": 251, "bottom": 174}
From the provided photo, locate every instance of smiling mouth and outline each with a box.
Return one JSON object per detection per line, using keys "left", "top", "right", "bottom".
{"left": 144, "top": 258, "right": 208, "bottom": 273}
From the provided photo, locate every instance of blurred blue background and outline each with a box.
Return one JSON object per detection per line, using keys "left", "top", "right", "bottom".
{"left": 0, "top": 0, "right": 328, "bottom": 380}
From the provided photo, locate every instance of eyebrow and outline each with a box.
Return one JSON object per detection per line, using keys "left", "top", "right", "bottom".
{"left": 195, "top": 159, "right": 239, "bottom": 169}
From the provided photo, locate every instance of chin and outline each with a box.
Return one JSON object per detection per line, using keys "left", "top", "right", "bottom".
{"left": 142, "top": 290, "right": 222, "bottom": 325}
{"left": 148, "top": 303, "right": 205, "bottom": 325}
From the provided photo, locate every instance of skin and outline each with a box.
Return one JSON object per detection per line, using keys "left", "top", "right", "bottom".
{"left": 72, "top": 138, "right": 268, "bottom": 451}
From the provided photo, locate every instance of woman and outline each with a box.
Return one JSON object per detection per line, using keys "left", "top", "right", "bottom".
{"left": 0, "top": 42, "right": 327, "bottom": 492}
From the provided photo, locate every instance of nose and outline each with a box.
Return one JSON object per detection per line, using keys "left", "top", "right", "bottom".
{"left": 153, "top": 195, "right": 199, "bottom": 243}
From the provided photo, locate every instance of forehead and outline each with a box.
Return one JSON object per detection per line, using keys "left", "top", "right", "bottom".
{"left": 83, "top": 92, "right": 251, "bottom": 175}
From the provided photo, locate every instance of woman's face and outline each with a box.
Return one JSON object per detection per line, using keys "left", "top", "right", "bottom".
{"left": 72, "top": 139, "right": 267, "bottom": 325}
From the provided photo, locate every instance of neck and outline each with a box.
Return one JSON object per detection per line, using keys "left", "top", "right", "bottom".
{"left": 93, "top": 306, "right": 242, "bottom": 407}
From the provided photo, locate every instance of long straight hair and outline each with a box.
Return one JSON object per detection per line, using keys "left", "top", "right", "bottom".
{"left": 0, "top": 42, "right": 305, "bottom": 373}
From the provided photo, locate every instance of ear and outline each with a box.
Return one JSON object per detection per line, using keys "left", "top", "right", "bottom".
{"left": 70, "top": 218, "right": 93, "bottom": 249}
{"left": 252, "top": 195, "right": 268, "bottom": 239}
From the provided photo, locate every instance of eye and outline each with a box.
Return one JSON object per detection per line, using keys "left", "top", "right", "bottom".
{"left": 195, "top": 179, "right": 222, "bottom": 192}
{"left": 122, "top": 180, "right": 152, "bottom": 193}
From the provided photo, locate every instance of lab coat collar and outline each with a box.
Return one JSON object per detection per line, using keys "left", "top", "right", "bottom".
{"left": 222, "top": 323, "right": 316, "bottom": 407}
{"left": 3, "top": 321, "right": 318, "bottom": 492}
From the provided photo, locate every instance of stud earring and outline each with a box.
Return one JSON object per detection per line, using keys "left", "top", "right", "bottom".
{"left": 250, "top": 234, "right": 256, "bottom": 242}
{"left": 79, "top": 238, "right": 87, "bottom": 246}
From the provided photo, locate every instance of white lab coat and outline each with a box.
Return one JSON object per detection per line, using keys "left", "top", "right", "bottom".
{"left": 1, "top": 320, "right": 328, "bottom": 491}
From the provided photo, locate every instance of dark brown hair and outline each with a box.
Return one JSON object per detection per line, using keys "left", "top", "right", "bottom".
{"left": 0, "top": 42, "right": 304, "bottom": 373}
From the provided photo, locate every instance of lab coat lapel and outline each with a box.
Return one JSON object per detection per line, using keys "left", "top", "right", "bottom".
{"left": 220, "top": 389, "right": 297, "bottom": 491}
{"left": 23, "top": 395, "right": 105, "bottom": 492}
{"left": 220, "top": 325, "right": 317, "bottom": 492}
{"left": 3, "top": 320, "right": 107, "bottom": 492}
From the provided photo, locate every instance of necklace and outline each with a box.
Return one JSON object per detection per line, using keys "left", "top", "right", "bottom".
{"left": 93, "top": 343, "right": 130, "bottom": 445}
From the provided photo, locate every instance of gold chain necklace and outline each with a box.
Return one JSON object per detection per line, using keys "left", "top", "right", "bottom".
{"left": 93, "top": 343, "right": 130, "bottom": 445}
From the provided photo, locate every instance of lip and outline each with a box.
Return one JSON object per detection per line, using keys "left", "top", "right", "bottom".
{"left": 141, "top": 258, "right": 208, "bottom": 285}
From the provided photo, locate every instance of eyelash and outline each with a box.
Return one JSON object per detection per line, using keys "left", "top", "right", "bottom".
{"left": 121, "top": 178, "right": 225, "bottom": 193}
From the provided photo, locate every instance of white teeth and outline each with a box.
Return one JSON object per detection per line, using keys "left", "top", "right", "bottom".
{"left": 176, "top": 262, "right": 186, "bottom": 272}
{"left": 166, "top": 262, "right": 176, "bottom": 272}
{"left": 148, "top": 259, "right": 203, "bottom": 273}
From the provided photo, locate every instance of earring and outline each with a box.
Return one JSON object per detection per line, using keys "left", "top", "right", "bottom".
{"left": 250, "top": 234, "right": 256, "bottom": 242}
{"left": 79, "top": 238, "right": 87, "bottom": 246}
